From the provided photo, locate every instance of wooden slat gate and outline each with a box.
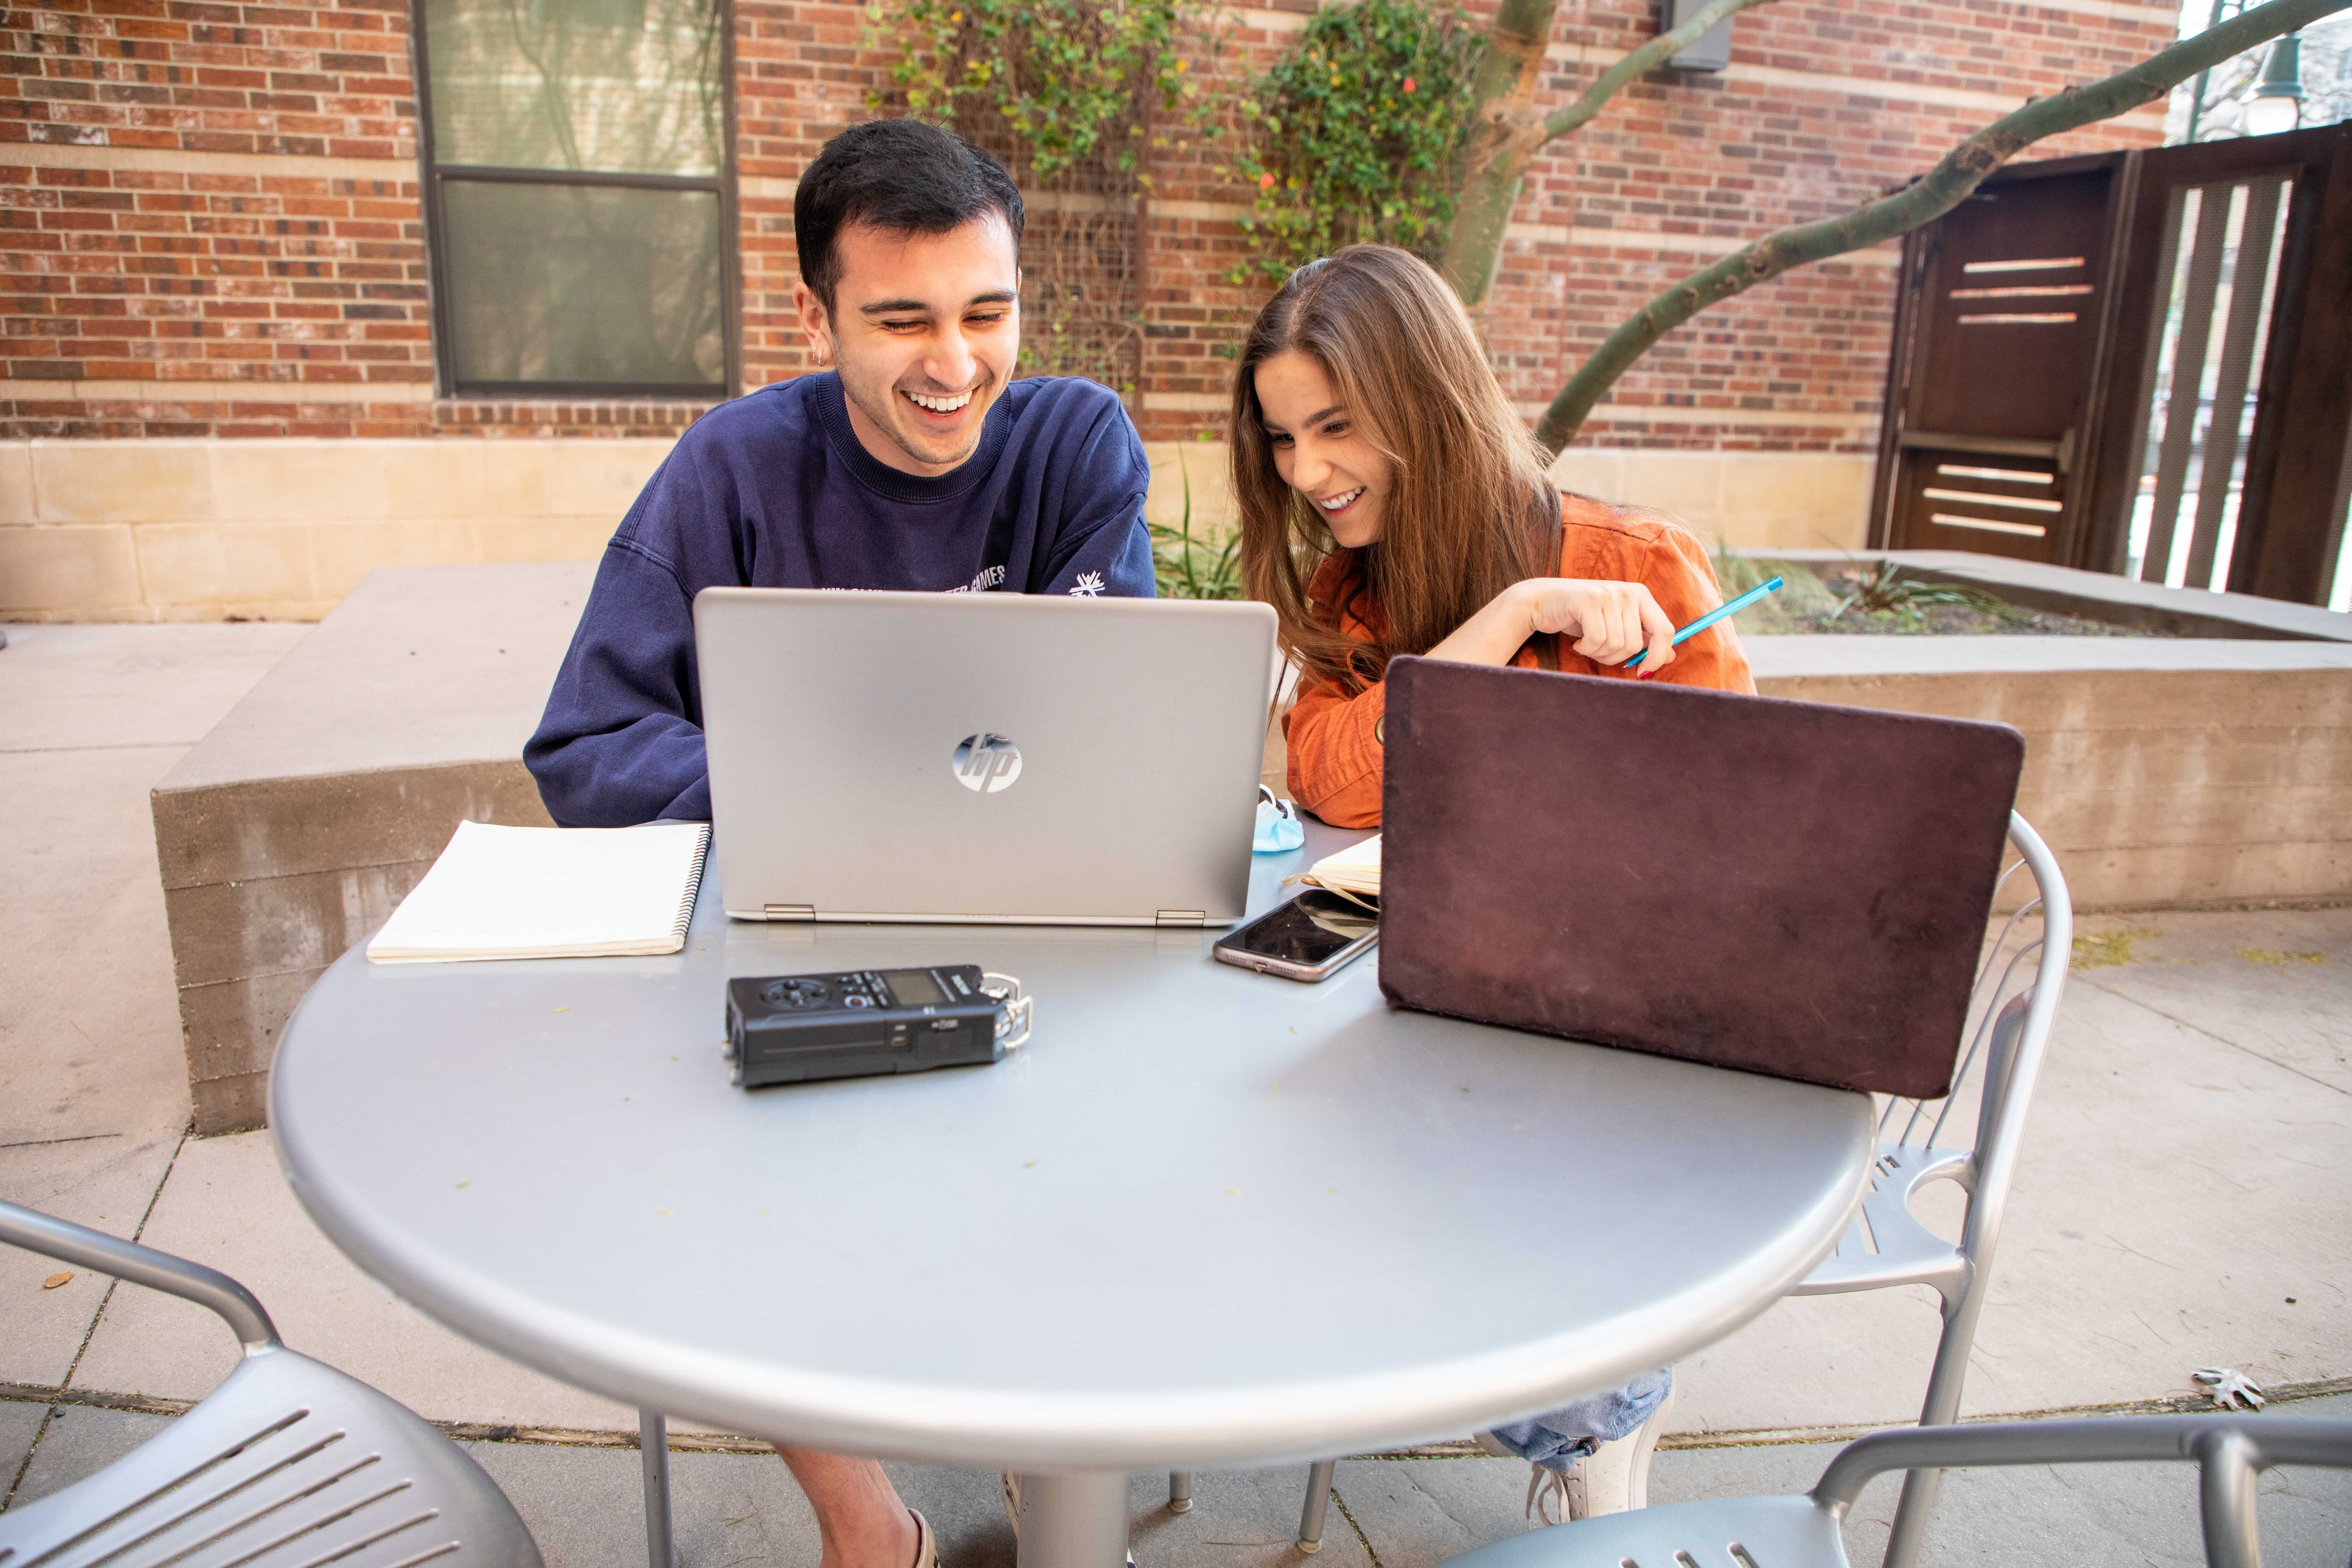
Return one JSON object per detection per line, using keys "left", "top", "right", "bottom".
{"left": 1871, "top": 124, "right": 2352, "bottom": 607}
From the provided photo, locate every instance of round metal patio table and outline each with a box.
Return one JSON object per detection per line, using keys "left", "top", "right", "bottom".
{"left": 271, "top": 820, "right": 1874, "bottom": 1568}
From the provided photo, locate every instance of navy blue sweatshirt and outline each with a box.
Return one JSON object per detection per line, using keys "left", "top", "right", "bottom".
{"left": 525, "top": 372, "right": 1156, "bottom": 826}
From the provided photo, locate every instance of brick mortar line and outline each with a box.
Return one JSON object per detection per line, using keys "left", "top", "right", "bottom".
{"left": 5, "top": 1376, "right": 2346, "bottom": 1457}
{"left": 1, "top": 142, "right": 416, "bottom": 182}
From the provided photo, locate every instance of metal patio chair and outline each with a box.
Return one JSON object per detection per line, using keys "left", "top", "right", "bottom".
{"left": 0, "top": 1200, "right": 540, "bottom": 1568}
{"left": 1400, "top": 1413, "right": 2352, "bottom": 1568}
{"left": 1272, "top": 812, "right": 2073, "bottom": 1568}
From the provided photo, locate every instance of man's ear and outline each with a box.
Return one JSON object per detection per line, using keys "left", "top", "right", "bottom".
{"left": 792, "top": 280, "right": 833, "bottom": 367}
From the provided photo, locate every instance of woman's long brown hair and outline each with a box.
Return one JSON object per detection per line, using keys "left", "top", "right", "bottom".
{"left": 1232, "top": 244, "right": 1554, "bottom": 693}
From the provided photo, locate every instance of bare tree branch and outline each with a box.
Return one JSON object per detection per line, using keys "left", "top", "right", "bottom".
{"left": 1539, "top": 0, "right": 1782, "bottom": 144}
{"left": 1444, "top": 0, "right": 1792, "bottom": 306}
{"left": 1533, "top": 0, "right": 2350, "bottom": 457}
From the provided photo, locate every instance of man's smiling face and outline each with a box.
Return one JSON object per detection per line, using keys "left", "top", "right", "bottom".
{"left": 796, "top": 215, "right": 1021, "bottom": 478}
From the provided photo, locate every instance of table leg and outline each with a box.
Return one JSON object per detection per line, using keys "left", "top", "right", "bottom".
{"left": 1011, "top": 1471, "right": 1130, "bottom": 1568}
{"left": 640, "top": 1409, "right": 676, "bottom": 1568}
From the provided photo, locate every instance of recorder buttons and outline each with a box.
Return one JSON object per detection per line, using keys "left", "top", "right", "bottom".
{"left": 761, "top": 977, "right": 831, "bottom": 1007}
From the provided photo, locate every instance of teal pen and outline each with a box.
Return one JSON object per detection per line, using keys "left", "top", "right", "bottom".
{"left": 1623, "top": 575, "right": 1784, "bottom": 669}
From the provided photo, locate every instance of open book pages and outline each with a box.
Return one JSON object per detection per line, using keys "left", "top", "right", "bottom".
{"left": 366, "top": 820, "right": 711, "bottom": 964}
{"left": 1296, "top": 833, "right": 1381, "bottom": 901}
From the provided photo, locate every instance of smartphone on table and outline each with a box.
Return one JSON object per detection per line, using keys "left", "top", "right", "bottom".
{"left": 1212, "top": 890, "right": 1378, "bottom": 982}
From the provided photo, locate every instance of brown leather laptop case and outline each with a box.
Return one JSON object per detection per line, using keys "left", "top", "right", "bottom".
{"left": 1376, "top": 657, "right": 2025, "bottom": 1098}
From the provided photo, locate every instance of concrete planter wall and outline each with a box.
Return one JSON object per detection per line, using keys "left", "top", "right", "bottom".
{"left": 155, "top": 562, "right": 2352, "bottom": 1133}
{"left": 1751, "top": 639, "right": 2352, "bottom": 911}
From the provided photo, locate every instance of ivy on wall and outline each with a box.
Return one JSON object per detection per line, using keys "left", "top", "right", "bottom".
{"left": 872, "top": 0, "right": 1204, "bottom": 391}
{"left": 877, "top": 0, "right": 1194, "bottom": 182}
{"left": 865, "top": 0, "right": 1481, "bottom": 378}
{"left": 1228, "top": 0, "right": 1480, "bottom": 284}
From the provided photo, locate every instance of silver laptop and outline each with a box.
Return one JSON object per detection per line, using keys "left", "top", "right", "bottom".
{"left": 694, "top": 588, "right": 1278, "bottom": 925}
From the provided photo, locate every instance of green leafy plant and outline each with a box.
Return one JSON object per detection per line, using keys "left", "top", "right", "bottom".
{"left": 872, "top": 0, "right": 1206, "bottom": 391}
{"left": 1149, "top": 461, "right": 1243, "bottom": 600}
{"left": 1227, "top": 0, "right": 1480, "bottom": 284}
{"left": 876, "top": 0, "right": 1191, "bottom": 182}
{"left": 1706, "top": 542, "right": 1840, "bottom": 632}
{"left": 1828, "top": 558, "right": 2019, "bottom": 625}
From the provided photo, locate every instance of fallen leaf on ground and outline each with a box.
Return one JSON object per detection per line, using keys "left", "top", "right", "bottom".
{"left": 2194, "top": 1366, "right": 2266, "bottom": 1410}
{"left": 43, "top": 1272, "right": 72, "bottom": 1290}
{"left": 2071, "top": 929, "right": 2161, "bottom": 970}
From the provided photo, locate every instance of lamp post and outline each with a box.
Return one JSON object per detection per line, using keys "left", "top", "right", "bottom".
{"left": 2244, "top": 32, "right": 2305, "bottom": 137}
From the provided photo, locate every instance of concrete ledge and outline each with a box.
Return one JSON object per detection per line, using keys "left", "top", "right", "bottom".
{"left": 152, "top": 563, "right": 590, "bottom": 1133}
{"left": 1750, "top": 636, "right": 2352, "bottom": 911}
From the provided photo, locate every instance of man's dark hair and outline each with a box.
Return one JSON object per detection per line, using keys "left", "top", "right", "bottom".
{"left": 795, "top": 119, "right": 1024, "bottom": 314}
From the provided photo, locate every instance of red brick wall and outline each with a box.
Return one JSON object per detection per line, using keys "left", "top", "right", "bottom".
{"left": 1125, "top": 0, "right": 2178, "bottom": 448}
{"left": 2, "top": 0, "right": 2176, "bottom": 443}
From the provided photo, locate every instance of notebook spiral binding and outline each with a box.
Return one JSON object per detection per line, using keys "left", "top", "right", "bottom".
{"left": 671, "top": 826, "right": 714, "bottom": 947}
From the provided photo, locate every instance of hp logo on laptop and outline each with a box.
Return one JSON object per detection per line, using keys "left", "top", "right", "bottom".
{"left": 952, "top": 733, "right": 1023, "bottom": 794}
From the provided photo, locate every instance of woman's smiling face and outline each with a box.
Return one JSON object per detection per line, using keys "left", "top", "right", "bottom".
{"left": 1254, "top": 349, "right": 1392, "bottom": 549}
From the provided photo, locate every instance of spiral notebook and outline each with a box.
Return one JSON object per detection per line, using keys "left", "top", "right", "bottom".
{"left": 365, "top": 820, "right": 711, "bottom": 964}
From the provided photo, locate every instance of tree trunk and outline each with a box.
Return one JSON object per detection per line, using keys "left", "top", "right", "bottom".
{"left": 1441, "top": 0, "right": 1788, "bottom": 312}
{"left": 1532, "top": 0, "right": 2350, "bottom": 456}
{"left": 1438, "top": 0, "right": 1561, "bottom": 313}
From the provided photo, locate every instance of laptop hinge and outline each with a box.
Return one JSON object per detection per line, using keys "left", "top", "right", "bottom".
{"left": 1154, "top": 910, "right": 1208, "bottom": 928}
{"left": 764, "top": 904, "right": 817, "bottom": 922}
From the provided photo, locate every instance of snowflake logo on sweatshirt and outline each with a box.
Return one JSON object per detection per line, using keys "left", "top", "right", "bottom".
{"left": 1069, "top": 572, "right": 1106, "bottom": 597}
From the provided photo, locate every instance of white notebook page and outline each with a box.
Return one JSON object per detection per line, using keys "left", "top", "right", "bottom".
{"left": 366, "top": 820, "right": 710, "bottom": 963}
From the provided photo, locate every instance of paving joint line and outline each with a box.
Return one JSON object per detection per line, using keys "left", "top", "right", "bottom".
{"left": 0, "top": 1124, "right": 186, "bottom": 1514}
{"left": 4, "top": 1377, "right": 2346, "bottom": 1459}
{"left": 1326, "top": 1483, "right": 1382, "bottom": 1568}
{"left": 0, "top": 742, "right": 201, "bottom": 755}
{"left": 4, "top": 1123, "right": 192, "bottom": 1511}
{"left": 2074, "top": 974, "right": 2351, "bottom": 1099}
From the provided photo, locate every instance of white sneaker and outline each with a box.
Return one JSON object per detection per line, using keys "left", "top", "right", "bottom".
{"left": 1510, "top": 1380, "right": 1678, "bottom": 1525}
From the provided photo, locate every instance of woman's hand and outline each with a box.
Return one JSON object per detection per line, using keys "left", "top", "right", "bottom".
{"left": 1520, "top": 578, "right": 1677, "bottom": 672}
{"left": 1424, "top": 578, "right": 1678, "bottom": 672}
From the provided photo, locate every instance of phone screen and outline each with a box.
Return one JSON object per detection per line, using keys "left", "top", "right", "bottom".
{"left": 1225, "top": 890, "right": 1378, "bottom": 967}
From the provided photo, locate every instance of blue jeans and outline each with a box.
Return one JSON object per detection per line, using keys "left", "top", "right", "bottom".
{"left": 1484, "top": 1367, "right": 1673, "bottom": 1472}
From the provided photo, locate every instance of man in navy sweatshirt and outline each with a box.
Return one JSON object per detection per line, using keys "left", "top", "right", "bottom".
{"left": 525, "top": 118, "right": 1155, "bottom": 828}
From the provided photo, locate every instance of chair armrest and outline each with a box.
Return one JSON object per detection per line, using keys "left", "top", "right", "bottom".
{"left": 1811, "top": 1414, "right": 2352, "bottom": 1507}
{"left": 0, "top": 1199, "right": 277, "bottom": 1352}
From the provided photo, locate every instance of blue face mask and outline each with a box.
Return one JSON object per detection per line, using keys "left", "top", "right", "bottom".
{"left": 1253, "top": 786, "right": 1304, "bottom": 854}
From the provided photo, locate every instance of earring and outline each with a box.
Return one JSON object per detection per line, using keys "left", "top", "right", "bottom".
{"left": 812, "top": 343, "right": 827, "bottom": 367}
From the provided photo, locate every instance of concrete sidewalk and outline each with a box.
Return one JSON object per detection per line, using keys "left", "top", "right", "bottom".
{"left": 6, "top": 1393, "right": 2350, "bottom": 1567}
{"left": 4, "top": 623, "right": 2349, "bottom": 1566}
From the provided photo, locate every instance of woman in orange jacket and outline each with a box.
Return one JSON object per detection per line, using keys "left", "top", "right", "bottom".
{"left": 1235, "top": 244, "right": 1755, "bottom": 830}
{"left": 1231, "top": 244, "right": 1756, "bottom": 1518}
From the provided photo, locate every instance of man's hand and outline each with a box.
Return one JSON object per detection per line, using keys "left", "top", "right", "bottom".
{"left": 1517, "top": 579, "right": 1676, "bottom": 672}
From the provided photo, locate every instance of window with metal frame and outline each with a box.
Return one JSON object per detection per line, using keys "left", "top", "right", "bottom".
{"left": 414, "top": 0, "right": 738, "bottom": 399}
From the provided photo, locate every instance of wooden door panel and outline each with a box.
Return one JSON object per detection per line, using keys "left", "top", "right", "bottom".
{"left": 1882, "top": 162, "right": 2121, "bottom": 561}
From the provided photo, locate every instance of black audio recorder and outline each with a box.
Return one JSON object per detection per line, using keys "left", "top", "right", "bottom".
{"left": 723, "top": 965, "right": 1013, "bottom": 1087}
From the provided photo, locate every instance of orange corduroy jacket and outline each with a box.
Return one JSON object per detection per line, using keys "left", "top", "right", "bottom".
{"left": 1282, "top": 493, "right": 1758, "bottom": 828}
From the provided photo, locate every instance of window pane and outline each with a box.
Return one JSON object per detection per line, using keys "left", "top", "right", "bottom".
{"left": 441, "top": 182, "right": 726, "bottom": 390}
{"left": 425, "top": 0, "right": 724, "bottom": 176}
